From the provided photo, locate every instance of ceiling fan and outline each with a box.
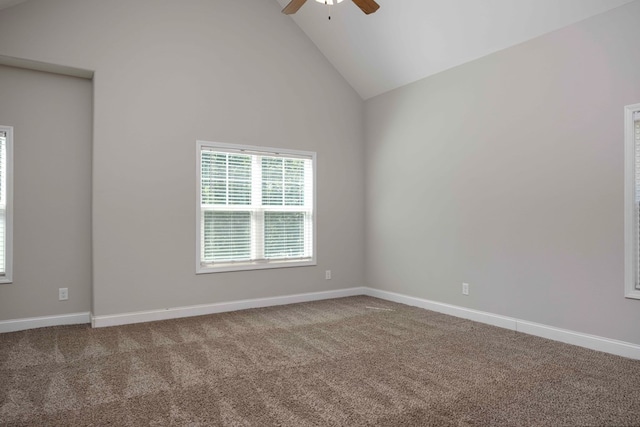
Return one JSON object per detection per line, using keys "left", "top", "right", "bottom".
{"left": 282, "top": 0, "right": 380, "bottom": 16}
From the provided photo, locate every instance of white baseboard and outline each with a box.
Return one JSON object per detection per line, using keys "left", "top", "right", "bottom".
{"left": 364, "top": 288, "right": 517, "bottom": 330}
{"left": 515, "top": 320, "right": 640, "bottom": 360}
{"left": 92, "top": 287, "right": 367, "bottom": 328}
{"left": 363, "top": 288, "right": 640, "bottom": 360}
{"left": 0, "top": 312, "right": 91, "bottom": 333}
{"left": 5, "top": 286, "right": 636, "bottom": 361}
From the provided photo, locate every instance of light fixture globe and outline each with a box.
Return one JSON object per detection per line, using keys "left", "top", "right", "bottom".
{"left": 314, "top": 0, "right": 344, "bottom": 4}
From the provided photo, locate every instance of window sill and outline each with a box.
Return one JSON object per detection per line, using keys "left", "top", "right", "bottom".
{"left": 197, "top": 259, "right": 317, "bottom": 274}
{"left": 625, "top": 288, "right": 640, "bottom": 300}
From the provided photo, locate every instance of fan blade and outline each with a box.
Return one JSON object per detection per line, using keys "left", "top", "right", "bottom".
{"left": 351, "top": 0, "right": 380, "bottom": 14}
{"left": 282, "top": 0, "right": 307, "bottom": 15}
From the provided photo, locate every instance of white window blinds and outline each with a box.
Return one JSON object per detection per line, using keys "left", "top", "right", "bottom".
{"left": 0, "top": 131, "right": 6, "bottom": 276}
{"left": 197, "top": 142, "right": 315, "bottom": 273}
{"left": 635, "top": 115, "right": 640, "bottom": 290}
{"left": 624, "top": 105, "right": 640, "bottom": 298}
{"left": 0, "top": 126, "right": 12, "bottom": 283}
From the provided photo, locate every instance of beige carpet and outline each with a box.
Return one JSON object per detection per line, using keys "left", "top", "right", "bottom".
{"left": 1, "top": 295, "right": 640, "bottom": 426}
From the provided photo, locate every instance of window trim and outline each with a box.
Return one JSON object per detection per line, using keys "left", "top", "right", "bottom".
{"left": 0, "top": 126, "right": 13, "bottom": 284}
{"left": 624, "top": 103, "right": 640, "bottom": 299}
{"left": 195, "top": 140, "right": 317, "bottom": 274}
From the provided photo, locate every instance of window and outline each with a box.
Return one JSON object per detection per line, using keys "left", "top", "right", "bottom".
{"left": 624, "top": 104, "right": 640, "bottom": 299}
{"left": 0, "top": 126, "right": 13, "bottom": 283}
{"left": 196, "top": 141, "right": 316, "bottom": 273}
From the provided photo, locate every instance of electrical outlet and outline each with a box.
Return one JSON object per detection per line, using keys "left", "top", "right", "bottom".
{"left": 59, "top": 288, "right": 68, "bottom": 301}
{"left": 462, "top": 283, "right": 469, "bottom": 295}
{"left": 325, "top": 270, "right": 332, "bottom": 280}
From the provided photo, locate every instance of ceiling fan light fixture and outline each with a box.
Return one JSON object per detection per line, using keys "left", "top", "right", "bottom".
{"left": 282, "top": 0, "right": 379, "bottom": 16}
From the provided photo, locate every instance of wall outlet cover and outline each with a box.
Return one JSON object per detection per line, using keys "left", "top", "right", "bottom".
{"left": 462, "top": 283, "right": 469, "bottom": 295}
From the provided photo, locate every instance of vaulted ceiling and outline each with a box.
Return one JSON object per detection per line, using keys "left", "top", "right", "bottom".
{"left": 0, "top": 0, "right": 634, "bottom": 100}
{"left": 276, "top": 0, "right": 635, "bottom": 99}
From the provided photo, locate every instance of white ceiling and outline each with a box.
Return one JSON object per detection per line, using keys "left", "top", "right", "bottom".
{"left": 276, "top": 0, "right": 635, "bottom": 99}
{"left": 0, "top": 0, "right": 634, "bottom": 100}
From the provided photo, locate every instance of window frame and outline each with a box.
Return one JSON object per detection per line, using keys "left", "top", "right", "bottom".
{"left": 0, "top": 126, "right": 13, "bottom": 284}
{"left": 624, "top": 103, "right": 640, "bottom": 299}
{"left": 195, "top": 140, "right": 317, "bottom": 274}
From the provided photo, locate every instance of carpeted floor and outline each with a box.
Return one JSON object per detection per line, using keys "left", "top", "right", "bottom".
{"left": 1, "top": 296, "right": 640, "bottom": 426}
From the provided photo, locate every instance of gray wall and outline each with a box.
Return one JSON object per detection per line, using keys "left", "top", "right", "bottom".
{"left": 2, "top": 0, "right": 636, "bottom": 347}
{"left": 0, "top": 0, "right": 365, "bottom": 317}
{"left": 0, "top": 65, "right": 92, "bottom": 320}
{"left": 365, "top": 1, "right": 640, "bottom": 344}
